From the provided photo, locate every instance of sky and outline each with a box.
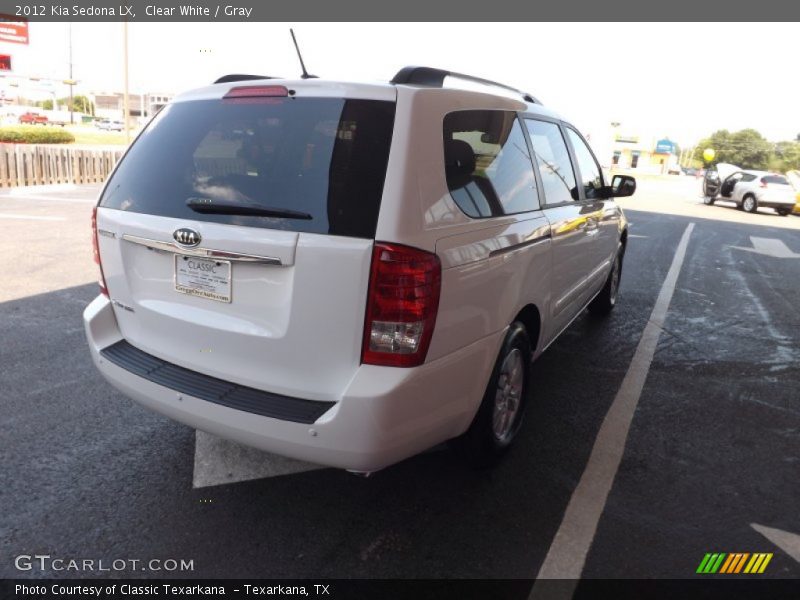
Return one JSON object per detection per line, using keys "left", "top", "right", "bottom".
{"left": 3, "top": 22, "right": 798, "bottom": 147}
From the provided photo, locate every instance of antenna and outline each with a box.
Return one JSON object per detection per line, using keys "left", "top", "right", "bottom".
{"left": 290, "top": 29, "right": 317, "bottom": 80}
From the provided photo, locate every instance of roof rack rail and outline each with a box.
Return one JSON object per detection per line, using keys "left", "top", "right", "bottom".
{"left": 213, "top": 74, "right": 280, "bottom": 84}
{"left": 390, "top": 66, "right": 541, "bottom": 105}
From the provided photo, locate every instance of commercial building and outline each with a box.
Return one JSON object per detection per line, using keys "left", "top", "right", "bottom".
{"left": 90, "top": 91, "right": 173, "bottom": 124}
{"left": 610, "top": 132, "right": 681, "bottom": 175}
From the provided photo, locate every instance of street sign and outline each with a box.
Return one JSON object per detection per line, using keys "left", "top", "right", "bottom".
{"left": 655, "top": 138, "right": 676, "bottom": 154}
{"left": 0, "top": 16, "right": 29, "bottom": 45}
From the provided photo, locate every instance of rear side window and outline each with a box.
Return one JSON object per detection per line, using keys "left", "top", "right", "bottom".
{"left": 100, "top": 97, "right": 396, "bottom": 239}
{"left": 443, "top": 110, "right": 539, "bottom": 218}
{"left": 565, "top": 128, "right": 604, "bottom": 200}
{"left": 762, "top": 175, "right": 789, "bottom": 185}
{"left": 525, "top": 119, "right": 578, "bottom": 205}
{"left": 740, "top": 173, "right": 758, "bottom": 182}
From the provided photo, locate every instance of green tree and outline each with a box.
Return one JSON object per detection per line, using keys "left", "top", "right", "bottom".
{"left": 773, "top": 141, "right": 800, "bottom": 171}
{"left": 695, "top": 128, "right": 773, "bottom": 169}
{"left": 71, "top": 95, "right": 93, "bottom": 114}
{"left": 55, "top": 95, "right": 94, "bottom": 114}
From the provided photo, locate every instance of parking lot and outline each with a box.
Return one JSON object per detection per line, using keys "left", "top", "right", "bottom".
{"left": 2, "top": 177, "right": 799, "bottom": 580}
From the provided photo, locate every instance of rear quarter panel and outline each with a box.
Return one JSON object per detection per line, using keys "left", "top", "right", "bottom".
{"left": 378, "top": 87, "right": 561, "bottom": 363}
{"left": 429, "top": 216, "right": 551, "bottom": 362}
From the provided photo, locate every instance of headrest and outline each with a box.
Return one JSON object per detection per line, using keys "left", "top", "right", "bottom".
{"left": 444, "top": 139, "right": 476, "bottom": 189}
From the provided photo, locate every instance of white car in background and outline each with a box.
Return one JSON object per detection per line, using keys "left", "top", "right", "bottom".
{"left": 95, "top": 119, "right": 125, "bottom": 131}
{"left": 703, "top": 162, "right": 796, "bottom": 216}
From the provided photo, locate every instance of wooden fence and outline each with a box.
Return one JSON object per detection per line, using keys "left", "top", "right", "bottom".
{"left": 0, "top": 144, "right": 124, "bottom": 188}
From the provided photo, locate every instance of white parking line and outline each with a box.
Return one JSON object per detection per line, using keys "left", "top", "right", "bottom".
{"left": 0, "top": 213, "right": 66, "bottom": 221}
{"left": 751, "top": 523, "right": 800, "bottom": 564}
{"left": 733, "top": 237, "right": 800, "bottom": 259}
{"left": 192, "top": 431, "right": 322, "bottom": 488}
{"left": 531, "top": 222, "right": 695, "bottom": 592}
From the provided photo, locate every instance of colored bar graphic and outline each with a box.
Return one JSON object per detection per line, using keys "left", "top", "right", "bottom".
{"left": 699, "top": 552, "right": 773, "bottom": 574}
{"left": 697, "top": 553, "right": 713, "bottom": 573}
{"left": 720, "top": 553, "right": 741, "bottom": 574}
{"left": 733, "top": 553, "right": 749, "bottom": 573}
{"left": 711, "top": 553, "right": 726, "bottom": 573}
{"left": 757, "top": 553, "right": 773, "bottom": 573}
{"left": 719, "top": 554, "right": 735, "bottom": 573}
{"left": 744, "top": 554, "right": 759, "bottom": 573}
{"left": 697, "top": 553, "right": 727, "bottom": 573}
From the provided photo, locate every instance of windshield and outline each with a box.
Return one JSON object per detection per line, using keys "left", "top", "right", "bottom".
{"left": 100, "top": 97, "right": 396, "bottom": 239}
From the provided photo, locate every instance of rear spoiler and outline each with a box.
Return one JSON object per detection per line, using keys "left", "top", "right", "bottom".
{"left": 214, "top": 74, "right": 281, "bottom": 84}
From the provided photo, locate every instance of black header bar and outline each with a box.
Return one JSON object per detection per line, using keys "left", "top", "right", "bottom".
{"left": 0, "top": 0, "right": 799, "bottom": 21}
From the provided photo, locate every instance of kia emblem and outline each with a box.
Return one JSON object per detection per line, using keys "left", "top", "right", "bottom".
{"left": 173, "top": 228, "right": 201, "bottom": 247}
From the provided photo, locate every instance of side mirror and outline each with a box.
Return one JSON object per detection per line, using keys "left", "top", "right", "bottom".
{"left": 608, "top": 174, "right": 636, "bottom": 198}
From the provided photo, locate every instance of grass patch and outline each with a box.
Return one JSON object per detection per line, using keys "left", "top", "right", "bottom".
{"left": 67, "top": 128, "right": 129, "bottom": 146}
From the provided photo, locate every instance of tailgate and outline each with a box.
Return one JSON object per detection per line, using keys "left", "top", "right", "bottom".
{"left": 95, "top": 84, "right": 396, "bottom": 401}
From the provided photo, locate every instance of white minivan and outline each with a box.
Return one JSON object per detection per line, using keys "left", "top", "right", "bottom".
{"left": 84, "top": 67, "right": 635, "bottom": 474}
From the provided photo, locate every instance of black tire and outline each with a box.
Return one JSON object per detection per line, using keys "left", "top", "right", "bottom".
{"left": 450, "top": 322, "right": 531, "bottom": 468}
{"left": 743, "top": 194, "right": 758, "bottom": 213}
{"left": 776, "top": 208, "right": 790, "bottom": 216}
{"left": 588, "top": 244, "right": 624, "bottom": 316}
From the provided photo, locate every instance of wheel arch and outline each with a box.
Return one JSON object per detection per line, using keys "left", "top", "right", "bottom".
{"left": 512, "top": 303, "right": 542, "bottom": 355}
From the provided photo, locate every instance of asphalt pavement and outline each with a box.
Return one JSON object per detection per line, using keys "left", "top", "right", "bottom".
{"left": 1, "top": 178, "right": 798, "bottom": 580}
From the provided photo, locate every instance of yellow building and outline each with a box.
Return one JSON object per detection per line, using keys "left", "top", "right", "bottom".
{"left": 611, "top": 133, "right": 680, "bottom": 175}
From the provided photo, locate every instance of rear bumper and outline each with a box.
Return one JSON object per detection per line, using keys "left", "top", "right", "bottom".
{"left": 84, "top": 295, "right": 502, "bottom": 472}
{"left": 756, "top": 193, "right": 795, "bottom": 208}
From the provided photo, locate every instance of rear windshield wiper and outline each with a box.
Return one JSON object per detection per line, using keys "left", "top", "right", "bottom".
{"left": 186, "top": 198, "right": 313, "bottom": 220}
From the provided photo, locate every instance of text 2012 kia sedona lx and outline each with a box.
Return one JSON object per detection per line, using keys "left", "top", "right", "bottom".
{"left": 84, "top": 67, "right": 635, "bottom": 474}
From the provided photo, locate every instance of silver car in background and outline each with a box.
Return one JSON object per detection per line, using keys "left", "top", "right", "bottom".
{"left": 703, "top": 162, "right": 796, "bottom": 216}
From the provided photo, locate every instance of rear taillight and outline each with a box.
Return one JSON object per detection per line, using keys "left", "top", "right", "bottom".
{"left": 361, "top": 243, "right": 441, "bottom": 368}
{"left": 223, "top": 86, "right": 289, "bottom": 104}
{"left": 91, "top": 206, "right": 108, "bottom": 297}
{"left": 224, "top": 85, "right": 289, "bottom": 98}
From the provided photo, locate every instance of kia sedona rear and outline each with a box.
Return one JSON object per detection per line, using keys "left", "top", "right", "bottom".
{"left": 85, "top": 78, "right": 459, "bottom": 473}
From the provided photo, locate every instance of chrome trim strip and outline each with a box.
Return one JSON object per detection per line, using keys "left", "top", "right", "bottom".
{"left": 122, "top": 234, "right": 283, "bottom": 265}
{"left": 488, "top": 232, "right": 552, "bottom": 258}
{"left": 97, "top": 229, "right": 116, "bottom": 239}
{"left": 587, "top": 257, "right": 612, "bottom": 282}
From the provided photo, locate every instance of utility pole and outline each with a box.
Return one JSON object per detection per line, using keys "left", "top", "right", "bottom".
{"left": 122, "top": 21, "right": 130, "bottom": 144}
{"left": 68, "top": 23, "right": 74, "bottom": 124}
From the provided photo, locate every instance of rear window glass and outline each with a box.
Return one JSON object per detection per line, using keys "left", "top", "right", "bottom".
{"left": 100, "top": 97, "right": 396, "bottom": 239}
{"left": 443, "top": 110, "right": 539, "bottom": 218}
{"left": 762, "top": 175, "right": 789, "bottom": 185}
